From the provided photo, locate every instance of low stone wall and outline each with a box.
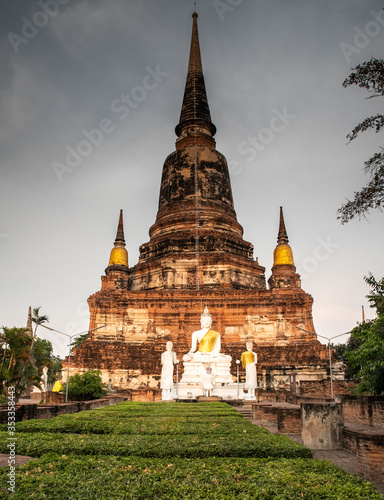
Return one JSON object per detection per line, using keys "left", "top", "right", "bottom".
{"left": 45, "top": 392, "right": 66, "bottom": 404}
{"left": 261, "top": 405, "right": 279, "bottom": 425}
{"left": 251, "top": 397, "right": 384, "bottom": 485}
{"left": 298, "top": 380, "right": 355, "bottom": 398}
{"left": 278, "top": 407, "right": 302, "bottom": 433}
{"left": 342, "top": 427, "right": 358, "bottom": 454}
{"left": 256, "top": 389, "right": 288, "bottom": 403}
{"left": 251, "top": 403, "right": 302, "bottom": 433}
{"left": 252, "top": 403, "right": 271, "bottom": 420}
{"left": 296, "top": 395, "right": 334, "bottom": 404}
{"left": 0, "top": 396, "right": 127, "bottom": 424}
{"left": 343, "top": 427, "right": 384, "bottom": 483}
{"left": 336, "top": 395, "right": 384, "bottom": 429}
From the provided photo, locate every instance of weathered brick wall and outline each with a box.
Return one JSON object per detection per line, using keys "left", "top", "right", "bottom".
{"left": 131, "top": 389, "right": 161, "bottom": 402}
{"left": 254, "top": 389, "right": 287, "bottom": 403}
{"left": 356, "top": 433, "right": 384, "bottom": 482}
{"left": 338, "top": 396, "right": 384, "bottom": 429}
{"left": 252, "top": 403, "right": 271, "bottom": 420}
{"left": 261, "top": 405, "right": 279, "bottom": 424}
{"left": 46, "top": 392, "right": 65, "bottom": 404}
{"left": 251, "top": 403, "right": 302, "bottom": 433}
{"left": 372, "top": 399, "right": 384, "bottom": 429}
{"left": 0, "top": 405, "right": 24, "bottom": 424}
{"left": 68, "top": 287, "right": 331, "bottom": 392}
{"left": 278, "top": 408, "right": 302, "bottom": 433}
{"left": 342, "top": 428, "right": 358, "bottom": 453}
{"left": 257, "top": 391, "right": 279, "bottom": 402}
{"left": 294, "top": 395, "right": 334, "bottom": 404}
{"left": 0, "top": 397, "right": 127, "bottom": 423}
{"left": 299, "top": 380, "right": 355, "bottom": 398}
{"left": 280, "top": 408, "right": 302, "bottom": 433}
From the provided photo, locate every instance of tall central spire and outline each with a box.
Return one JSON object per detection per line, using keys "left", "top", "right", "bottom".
{"left": 132, "top": 12, "right": 266, "bottom": 291}
{"left": 175, "top": 13, "right": 216, "bottom": 148}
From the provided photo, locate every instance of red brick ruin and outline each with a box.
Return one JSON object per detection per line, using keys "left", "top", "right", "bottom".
{"left": 66, "top": 13, "right": 345, "bottom": 397}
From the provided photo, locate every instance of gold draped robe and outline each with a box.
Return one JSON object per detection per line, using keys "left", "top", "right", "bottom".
{"left": 52, "top": 381, "right": 63, "bottom": 392}
{"left": 241, "top": 350, "right": 255, "bottom": 368}
{"left": 198, "top": 329, "right": 220, "bottom": 353}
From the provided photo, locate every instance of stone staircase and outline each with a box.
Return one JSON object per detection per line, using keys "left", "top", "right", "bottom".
{"left": 235, "top": 404, "right": 253, "bottom": 419}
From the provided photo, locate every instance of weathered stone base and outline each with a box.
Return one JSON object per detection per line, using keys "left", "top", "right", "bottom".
{"left": 180, "top": 355, "right": 234, "bottom": 385}
{"left": 176, "top": 382, "right": 244, "bottom": 400}
{"left": 301, "top": 403, "right": 344, "bottom": 450}
{"left": 197, "top": 396, "right": 222, "bottom": 402}
{"left": 63, "top": 288, "right": 339, "bottom": 399}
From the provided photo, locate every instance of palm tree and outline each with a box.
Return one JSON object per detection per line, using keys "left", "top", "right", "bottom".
{"left": 31, "top": 306, "right": 49, "bottom": 348}
{"left": 0, "top": 327, "right": 35, "bottom": 401}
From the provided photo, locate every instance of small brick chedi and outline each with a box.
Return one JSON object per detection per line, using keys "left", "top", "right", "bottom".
{"left": 66, "top": 13, "right": 338, "bottom": 395}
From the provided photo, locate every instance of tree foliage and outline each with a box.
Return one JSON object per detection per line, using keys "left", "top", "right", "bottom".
{"left": 0, "top": 327, "right": 35, "bottom": 400}
{"left": 339, "top": 273, "right": 384, "bottom": 395}
{"left": 338, "top": 57, "right": 384, "bottom": 223}
{"left": 346, "top": 316, "right": 384, "bottom": 395}
{"left": 0, "top": 324, "right": 62, "bottom": 401}
{"left": 62, "top": 370, "right": 106, "bottom": 401}
{"left": 31, "top": 306, "right": 49, "bottom": 348}
{"left": 70, "top": 333, "right": 89, "bottom": 355}
{"left": 364, "top": 272, "right": 384, "bottom": 315}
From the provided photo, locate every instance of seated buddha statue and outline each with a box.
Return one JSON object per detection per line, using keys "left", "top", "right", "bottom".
{"left": 183, "top": 307, "right": 222, "bottom": 361}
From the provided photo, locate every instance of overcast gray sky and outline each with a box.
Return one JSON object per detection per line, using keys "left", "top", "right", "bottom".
{"left": 1, "top": 0, "right": 383, "bottom": 357}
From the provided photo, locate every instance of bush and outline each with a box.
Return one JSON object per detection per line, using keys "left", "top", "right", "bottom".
{"left": 0, "top": 428, "right": 312, "bottom": 459}
{"left": 0, "top": 454, "right": 381, "bottom": 499}
{"left": 0, "top": 402, "right": 381, "bottom": 498}
{"left": 62, "top": 370, "right": 106, "bottom": 401}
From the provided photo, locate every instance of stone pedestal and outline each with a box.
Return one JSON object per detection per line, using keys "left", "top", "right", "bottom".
{"left": 175, "top": 382, "right": 244, "bottom": 400}
{"left": 301, "top": 402, "right": 344, "bottom": 450}
{"left": 176, "top": 353, "right": 241, "bottom": 400}
{"left": 180, "top": 355, "right": 233, "bottom": 385}
{"left": 197, "top": 396, "right": 222, "bottom": 402}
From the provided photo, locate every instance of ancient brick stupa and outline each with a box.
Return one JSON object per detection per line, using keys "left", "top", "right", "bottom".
{"left": 67, "top": 13, "right": 335, "bottom": 395}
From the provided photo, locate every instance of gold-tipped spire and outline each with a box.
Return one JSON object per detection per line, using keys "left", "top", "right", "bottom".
{"left": 108, "top": 210, "right": 128, "bottom": 267}
{"left": 273, "top": 207, "right": 294, "bottom": 266}
{"left": 175, "top": 12, "right": 216, "bottom": 142}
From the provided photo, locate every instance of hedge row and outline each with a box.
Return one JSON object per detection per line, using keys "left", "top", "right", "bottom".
{"left": 0, "top": 428, "right": 312, "bottom": 459}
{"left": 0, "top": 454, "right": 381, "bottom": 500}
{"left": 3, "top": 414, "right": 247, "bottom": 436}
{"left": 2, "top": 402, "right": 382, "bottom": 499}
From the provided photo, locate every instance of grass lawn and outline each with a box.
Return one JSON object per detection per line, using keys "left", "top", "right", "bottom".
{"left": 0, "top": 402, "right": 382, "bottom": 499}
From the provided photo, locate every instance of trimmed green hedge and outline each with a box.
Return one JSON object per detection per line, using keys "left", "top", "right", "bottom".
{"left": 1, "top": 402, "right": 382, "bottom": 499}
{"left": 0, "top": 454, "right": 381, "bottom": 500}
{"left": 0, "top": 429, "right": 311, "bottom": 459}
{"left": 0, "top": 402, "right": 312, "bottom": 460}
{"left": 3, "top": 414, "right": 247, "bottom": 436}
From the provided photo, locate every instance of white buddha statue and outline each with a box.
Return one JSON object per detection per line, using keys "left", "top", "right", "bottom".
{"left": 179, "top": 306, "right": 233, "bottom": 392}
{"left": 241, "top": 341, "right": 258, "bottom": 400}
{"left": 161, "top": 341, "right": 177, "bottom": 400}
{"left": 183, "top": 307, "right": 221, "bottom": 362}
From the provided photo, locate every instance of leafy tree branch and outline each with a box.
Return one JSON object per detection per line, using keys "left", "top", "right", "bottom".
{"left": 338, "top": 57, "right": 384, "bottom": 223}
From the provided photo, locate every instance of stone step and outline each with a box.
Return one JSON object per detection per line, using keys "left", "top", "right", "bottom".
{"left": 236, "top": 406, "right": 253, "bottom": 418}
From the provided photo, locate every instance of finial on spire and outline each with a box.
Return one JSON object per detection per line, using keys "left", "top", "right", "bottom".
{"left": 175, "top": 11, "right": 216, "bottom": 144}
{"left": 108, "top": 210, "right": 128, "bottom": 268}
{"left": 273, "top": 206, "right": 294, "bottom": 266}
{"left": 115, "top": 209, "right": 125, "bottom": 244}
{"left": 277, "top": 206, "right": 289, "bottom": 246}
{"left": 194, "top": 2, "right": 197, "bottom": 15}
